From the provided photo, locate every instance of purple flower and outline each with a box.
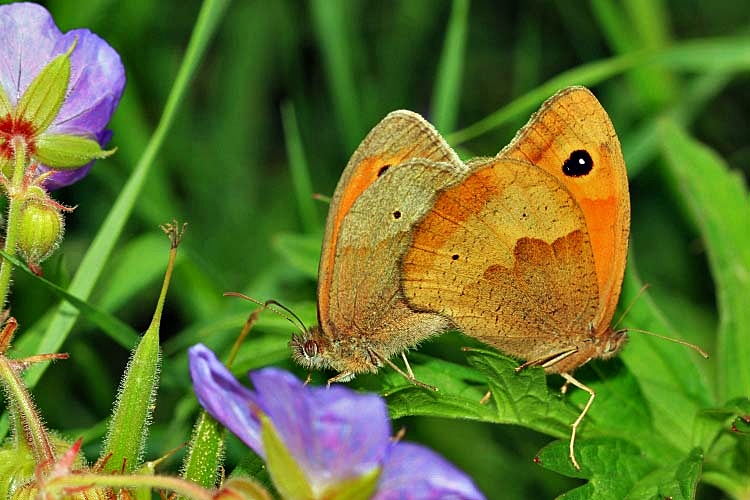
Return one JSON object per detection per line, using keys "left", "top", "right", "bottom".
{"left": 189, "top": 344, "right": 486, "bottom": 500}
{"left": 0, "top": 2, "right": 125, "bottom": 189}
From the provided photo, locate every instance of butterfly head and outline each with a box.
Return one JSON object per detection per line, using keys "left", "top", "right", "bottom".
{"left": 289, "top": 326, "right": 331, "bottom": 371}
{"left": 597, "top": 327, "right": 628, "bottom": 360}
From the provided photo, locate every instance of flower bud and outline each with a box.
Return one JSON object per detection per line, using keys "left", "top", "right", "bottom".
{"left": 16, "top": 189, "right": 65, "bottom": 266}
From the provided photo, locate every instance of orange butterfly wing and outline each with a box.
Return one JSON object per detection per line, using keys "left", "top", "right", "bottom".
{"left": 499, "top": 86, "right": 630, "bottom": 329}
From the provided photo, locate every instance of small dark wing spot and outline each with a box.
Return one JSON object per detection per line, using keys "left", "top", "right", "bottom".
{"left": 562, "top": 150, "right": 594, "bottom": 177}
{"left": 451, "top": 254, "right": 460, "bottom": 260}
{"left": 377, "top": 164, "right": 392, "bottom": 177}
{"left": 392, "top": 210, "right": 402, "bottom": 219}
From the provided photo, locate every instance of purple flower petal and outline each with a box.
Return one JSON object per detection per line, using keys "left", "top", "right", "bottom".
{"left": 188, "top": 344, "right": 265, "bottom": 457}
{"left": 49, "top": 29, "right": 125, "bottom": 135}
{"left": 375, "top": 442, "right": 486, "bottom": 500}
{"left": 189, "top": 344, "right": 484, "bottom": 499}
{"left": 249, "top": 368, "right": 391, "bottom": 489}
{"left": 0, "top": 3, "right": 61, "bottom": 103}
{"left": 0, "top": 2, "right": 125, "bottom": 189}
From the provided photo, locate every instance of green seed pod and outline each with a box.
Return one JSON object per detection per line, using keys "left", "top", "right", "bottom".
{"left": 16, "top": 196, "right": 64, "bottom": 266}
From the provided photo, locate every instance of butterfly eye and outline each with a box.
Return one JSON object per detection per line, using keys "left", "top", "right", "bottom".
{"left": 303, "top": 339, "right": 319, "bottom": 358}
{"left": 562, "top": 150, "right": 593, "bottom": 177}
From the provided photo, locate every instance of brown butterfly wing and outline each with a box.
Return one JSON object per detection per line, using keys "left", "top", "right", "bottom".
{"left": 327, "top": 159, "right": 465, "bottom": 368}
{"left": 499, "top": 86, "right": 630, "bottom": 330}
{"left": 318, "top": 111, "right": 464, "bottom": 331}
{"left": 316, "top": 110, "right": 467, "bottom": 374}
{"left": 401, "top": 158, "right": 602, "bottom": 371}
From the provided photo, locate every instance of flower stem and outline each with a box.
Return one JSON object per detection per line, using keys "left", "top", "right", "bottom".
{"left": 0, "top": 138, "right": 29, "bottom": 307}
{"left": 0, "top": 355, "right": 56, "bottom": 464}
{"left": 46, "top": 471, "right": 217, "bottom": 500}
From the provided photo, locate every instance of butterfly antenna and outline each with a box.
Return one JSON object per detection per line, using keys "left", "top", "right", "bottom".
{"left": 312, "top": 192, "right": 331, "bottom": 204}
{"left": 628, "top": 328, "right": 709, "bottom": 359}
{"left": 223, "top": 292, "right": 308, "bottom": 335}
{"left": 392, "top": 426, "right": 407, "bottom": 443}
{"left": 609, "top": 284, "right": 709, "bottom": 358}
{"left": 612, "top": 283, "right": 650, "bottom": 331}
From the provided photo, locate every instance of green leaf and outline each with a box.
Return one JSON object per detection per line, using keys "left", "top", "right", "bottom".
{"left": 272, "top": 232, "right": 322, "bottom": 280}
{"left": 35, "top": 133, "right": 114, "bottom": 168}
{"left": 696, "top": 398, "right": 750, "bottom": 496}
{"left": 465, "top": 349, "right": 579, "bottom": 438}
{"left": 659, "top": 120, "right": 750, "bottom": 402}
{"left": 541, "top": 442, "right": 703, "bottom": 500}
{"left": 536, "top": 438, "right": 653, "bottom": 498}
{"left": 619, "top": 265, "right": 712, "bottom": 457}
{"left": 385, "top": 348, "right": 577, "bottom": 440}
{"left": 385, "top": 341, "right": 698, "bottom": 489}
{"left": 626, "top": 447, "right": 704, "bottom": 500}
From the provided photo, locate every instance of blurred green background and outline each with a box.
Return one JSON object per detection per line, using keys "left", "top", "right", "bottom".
{"left": 4, "top": 0, "right": 748, "bottom": 498}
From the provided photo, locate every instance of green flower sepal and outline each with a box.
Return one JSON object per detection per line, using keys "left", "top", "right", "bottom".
{"left": 35, "top": 133, "right": 115, "bottom": 169}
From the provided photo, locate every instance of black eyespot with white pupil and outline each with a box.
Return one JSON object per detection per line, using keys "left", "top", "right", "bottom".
{"left": 562, "top": 150, "right": 593, "bottom": 177}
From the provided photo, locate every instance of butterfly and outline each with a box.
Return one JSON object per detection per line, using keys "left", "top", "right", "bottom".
{"left": 400, "top": 86, "right": 631, "bottom": 469}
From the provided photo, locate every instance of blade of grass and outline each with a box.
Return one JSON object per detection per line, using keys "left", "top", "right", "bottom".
{"left": 623, "top": 71, "right": 733, "bottom": 176}
{"left": 448, "top": 36, "right": 750, "bottom": 146}
{"left": 310, "top": 0, "right": 363, "bottom": 151}
{"left": 430, "top": 0, "right": 470, "bottom": 134}
{"left": 0, "top": 249, "right": 139, "bottom": 348}
{"left": 18, "top": 0, "right": 231, "bottom": 389}
{"left": 281, "top": 101, "right": 320, "bottom": 234}
{"left": 590, "top": 0, "right": 676, "bottom": 108}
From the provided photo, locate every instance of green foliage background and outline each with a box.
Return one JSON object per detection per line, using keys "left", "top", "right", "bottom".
{"left": 3, "top": 0, "right": 748, "bottom": 498}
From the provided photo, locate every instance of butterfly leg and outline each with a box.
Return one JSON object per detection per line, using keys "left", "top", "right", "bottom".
{"left": 516, "top": 347, "right": 579, "bottom": 373}
{"left": 479, "top": 390, "right": 492, "bottom": 405}
{"left": 371, "top": 350, "right": 438, "bottom": 392}
{"left": 401, "top": 352, "right": 415, "bottom": 379}
{"left": 560, "top": 379, "right": 571, "bottom": 395}
{"left": 326, "top": 371, "right": 356, "bottom": 385}
{"left": 560, "top": 372, "right": 595, "bottom": 471}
